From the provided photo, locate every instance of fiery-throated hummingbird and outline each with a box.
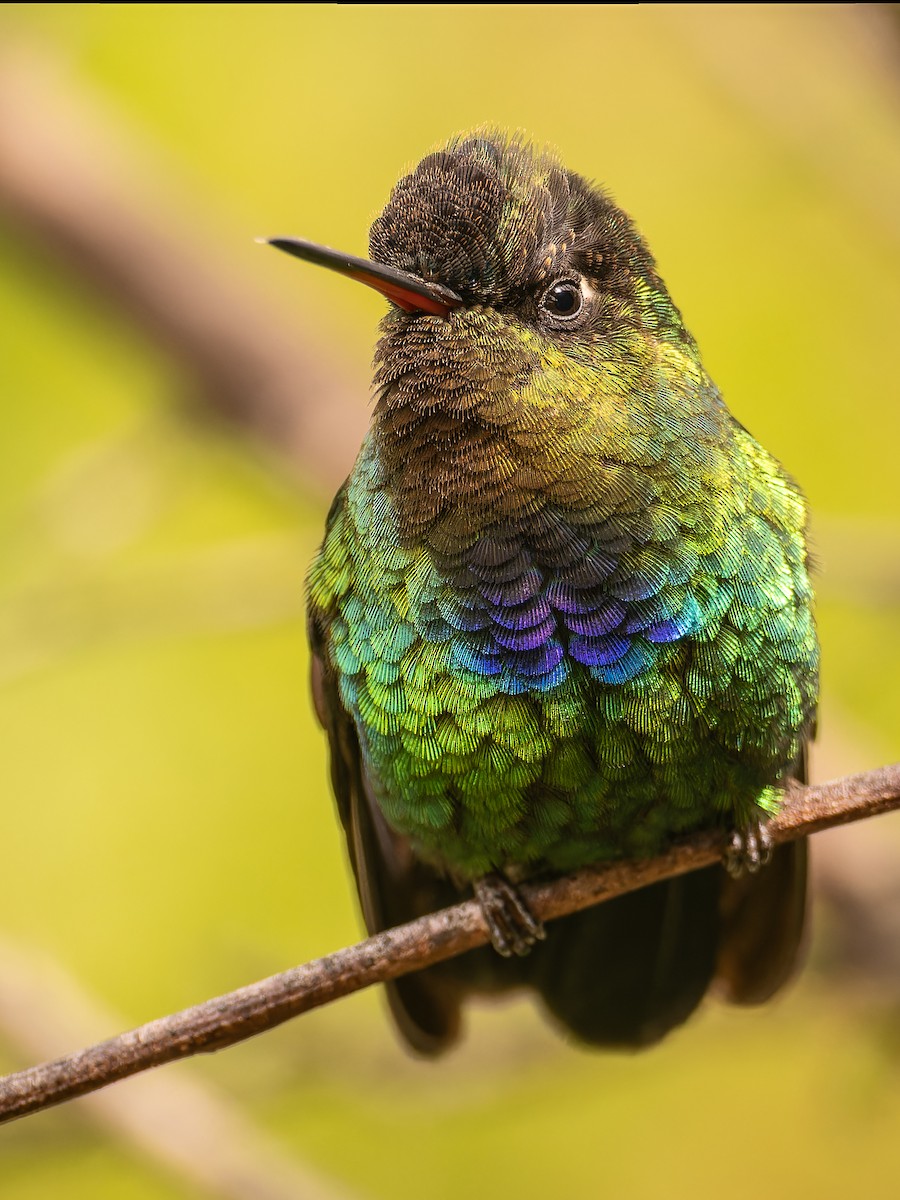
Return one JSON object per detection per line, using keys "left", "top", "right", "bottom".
{"left": 267, "top": 130, "right": 819, "bottom": 1052}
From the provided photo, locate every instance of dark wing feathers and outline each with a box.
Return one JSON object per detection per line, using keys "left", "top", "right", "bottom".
{"left": 714, "top": 744, "right": 810, "bottom": 1005}
{"left": 310, "top": 644, "right": 465, "bottom": 1054}
{"left": 714, "top": 841, "right": 808, "bottom": 1005}
{"left": 526, "top": 869, "right": 721, "bottom": 1048}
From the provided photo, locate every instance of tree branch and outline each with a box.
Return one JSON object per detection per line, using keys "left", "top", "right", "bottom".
{"left": 0, "top": 763, "right": 897, "bottom": 1126}
{"left": 0, "top": 938, "right": 362, "bottom": 1200}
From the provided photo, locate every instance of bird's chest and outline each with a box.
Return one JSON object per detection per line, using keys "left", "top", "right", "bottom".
{"left": 326, "top": 537, "right": 738, "bottom": 876}
{"left": 315, "top": 450, "right": 816, "bottom": 877}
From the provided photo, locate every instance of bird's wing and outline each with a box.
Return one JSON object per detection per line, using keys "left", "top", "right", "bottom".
{"left": 714, "top": 739, "right": 812, "bottom": 1005}
{"left": 307, "top": 498, "right": 466, "bottom": 1054}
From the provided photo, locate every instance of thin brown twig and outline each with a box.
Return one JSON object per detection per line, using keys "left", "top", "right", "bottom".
{"left": 0, "top": 939, "right": 361, "bottom": 1200}
{"left": 0, "top": 763, "right": 897, "bottom": 1127}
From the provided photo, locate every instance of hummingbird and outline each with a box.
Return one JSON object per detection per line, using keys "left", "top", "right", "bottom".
{"left": 267, "top": 130, "right": 819, "bottom": 1053}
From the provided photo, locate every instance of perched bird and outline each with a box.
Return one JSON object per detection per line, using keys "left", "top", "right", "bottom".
{"left": 268, "top": 130, "right": 819, "bottom": 1053}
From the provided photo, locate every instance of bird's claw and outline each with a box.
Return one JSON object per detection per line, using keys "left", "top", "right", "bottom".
{"left": 724, "top": 817, "right": 773, "bottom": 878}
{"left": 474, "top": 873, "right": 546, "bottom": 957}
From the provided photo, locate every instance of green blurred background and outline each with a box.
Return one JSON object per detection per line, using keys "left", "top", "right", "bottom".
{"left": 1, "top": 4, "right": 899, "bottom": 1197}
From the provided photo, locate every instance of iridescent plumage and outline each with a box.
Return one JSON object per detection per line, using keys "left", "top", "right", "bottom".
{"left": 300, "top": 131, "right": 819, "bottom": 1051}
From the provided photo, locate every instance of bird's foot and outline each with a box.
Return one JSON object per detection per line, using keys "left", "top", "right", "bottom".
{"left": 474, "top": 873, "right": 545, "bottom": 958}
{"left": 724, "top": 816, "right": 774, "bottom": 878}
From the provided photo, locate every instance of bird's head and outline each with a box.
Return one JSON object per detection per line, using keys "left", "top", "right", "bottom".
{"left": 268, "top": 130, "right": 693, "bottom": 402}
{"left": 368, "top": 130, "right": 681, "bottom": 340}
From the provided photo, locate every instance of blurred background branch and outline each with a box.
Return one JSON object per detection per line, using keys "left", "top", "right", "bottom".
{"left": 0, "top": 43, "right": 366, "bottom": 492}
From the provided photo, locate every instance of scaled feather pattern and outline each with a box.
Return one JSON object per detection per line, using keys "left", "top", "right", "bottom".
{"left": 307, "top": 131, "right": 818, "bottom": 881}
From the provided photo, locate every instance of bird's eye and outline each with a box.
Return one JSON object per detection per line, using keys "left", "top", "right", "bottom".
{"left": 540, "top": 279, "right": 583, "bottom": 321}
